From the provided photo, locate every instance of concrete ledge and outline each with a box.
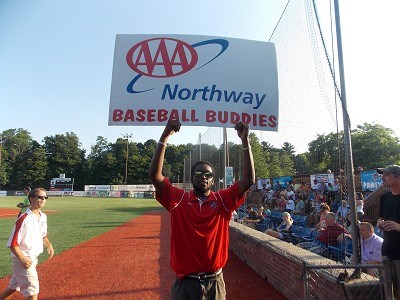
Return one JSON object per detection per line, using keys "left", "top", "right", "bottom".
{"left": 229, "top": 221, "right": 381, "bottom": 300}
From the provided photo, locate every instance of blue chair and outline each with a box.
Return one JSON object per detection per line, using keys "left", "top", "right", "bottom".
{"left": 301, "top": 228, "right": 318, "bottom": 242}
{"left": 327, "top": 238, "right": 353, "bottom": 262}
{"left": 291, "top": 214, "right": 301, "bottom": 223}
{"left": 270, "top": 211, "right": 282, "bottom": 229}
{"left": 294, "top": 215, "right": 308, "bottom": 227}
{"left": 280, "top": 225, "right": 302, "bottom": 243}
{"left": 255, "top": 217, "right": 271, "bottom": 232}
{"left": 288, "top": 225, "right": 302, "bottom": 243}
{"left": 292, "top": 226, "right": 312, "bottom": 244}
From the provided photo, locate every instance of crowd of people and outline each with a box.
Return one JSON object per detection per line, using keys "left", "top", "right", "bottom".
{"left": 235, "top": 164, "right": 400, "bottom": 297}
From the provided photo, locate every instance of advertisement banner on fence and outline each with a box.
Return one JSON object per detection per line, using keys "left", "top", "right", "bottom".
{"left": 272, "top": 176, "right": 293, "bottom": 189}
{"left": 109, "top": 34, "right": 279, "bottom": 130}
{"left": 361, "top": 170, "right": 382, "bottom": 191}
{"left": 310, "top": 173, "right": 334, "bottom": 185}
{"left": 257, "top": 178, "right": 272, "bottom": 190}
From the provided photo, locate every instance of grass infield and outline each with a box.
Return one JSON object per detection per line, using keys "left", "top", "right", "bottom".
{"left": 0, "top": 196, "right": 162, "bottom": 278}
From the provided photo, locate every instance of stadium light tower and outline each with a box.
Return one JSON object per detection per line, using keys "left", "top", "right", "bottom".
{"left": 0, "top": 135, "right": 3, "bottom": 188}
{"left": 0, "top": 135, "right": 3, "bottom": 168}
{"left": 122, "top": 133, "right": 133, "bottom": 186}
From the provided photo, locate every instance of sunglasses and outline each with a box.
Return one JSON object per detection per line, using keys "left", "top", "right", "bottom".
{"left": 36, "top": 195, "right": 48, "bottom": 200}
{"left": 193, "top": 171, "right": 213, "bottom": 179}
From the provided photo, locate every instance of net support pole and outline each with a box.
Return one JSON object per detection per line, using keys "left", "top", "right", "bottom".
{"left": 334, "top": 0, "right": 360, "bottom": 265}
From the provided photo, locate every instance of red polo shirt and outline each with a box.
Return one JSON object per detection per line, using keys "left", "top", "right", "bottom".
{"left": 157, "top": 178, "right": 245, "bottom": 278}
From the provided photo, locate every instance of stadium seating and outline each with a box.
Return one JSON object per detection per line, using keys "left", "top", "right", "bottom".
{"left": 291, "top": 226, "right": 313, "bottom": 244}
{"left": 301, "top": 228, "right": 318, "bottom": 242}
{"left": 327, "top": 238, "right": 353, "bottom": 263}
{"left": 255, "top": 217, "right": 271, "bottom": 232}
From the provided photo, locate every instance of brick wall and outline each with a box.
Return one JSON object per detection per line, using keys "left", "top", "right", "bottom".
{"left": 228, "top": 222, "right": 379, "bottom": 299}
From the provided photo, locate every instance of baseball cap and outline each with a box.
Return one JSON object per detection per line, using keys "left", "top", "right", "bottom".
{"left": 376, "top": 165, "right": 400, "bottom": 176}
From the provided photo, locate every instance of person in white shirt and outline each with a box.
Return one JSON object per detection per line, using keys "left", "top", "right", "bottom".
{"left": 285, "top": 197, "right": 296, "bottom": 213}
{"left": 286, "top": 187, "right": 295, "bottom": 200}
{"left": 336, "top": 200, "right": 350, "bottom": 224}
{"left": 359, "top": 222, "right": 383, "bottom": 277}
{"left": 0, "top": 188, "right": 54, "bottom": 300}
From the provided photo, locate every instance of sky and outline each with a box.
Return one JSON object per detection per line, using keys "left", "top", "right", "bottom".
{"left": 1, "top": 0, "right": 399, "bottom": 154}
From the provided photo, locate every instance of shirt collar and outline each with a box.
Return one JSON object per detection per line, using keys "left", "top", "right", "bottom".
{"left": 26, "top": 207, "right": 42, "bottom": 218}
{"left": 188, "top": 190, "right": 215, "bottom": 203}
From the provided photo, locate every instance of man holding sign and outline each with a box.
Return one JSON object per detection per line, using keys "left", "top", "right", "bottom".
{"left": 149, "top": 119, "right": 255, "bottom": 299}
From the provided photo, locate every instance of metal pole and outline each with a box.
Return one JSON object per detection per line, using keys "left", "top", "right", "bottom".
{"left": 0, "top": 136, "right": 2, "bottom": 190}
{"left": 183, "top": 158, "right": 186, "bottom": 190}
{"left": 223, "top": 127, "right": 227, "bottom": 189}
{"left": 302, "top": 261, "right": 310, "bottom": 300}
{"left": 0, "top": 136, "right": 2, "bottom": 171}
{"left": 334, "top": 0, "right": 360, "bottom": 265}
{"left": 199, "top": 133, "right": 201, "bottom": 161}
{"left": 122, "top": 133, "right": 132, "bottom": 186}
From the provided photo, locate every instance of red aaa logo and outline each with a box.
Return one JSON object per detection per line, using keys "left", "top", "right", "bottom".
{"left": 126, "top": 38, "right": 198, "bottom": 78}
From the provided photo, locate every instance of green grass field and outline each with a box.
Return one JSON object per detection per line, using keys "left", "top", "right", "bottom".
{"left": 0, "top": 196, "right": 163, "bottom": 278}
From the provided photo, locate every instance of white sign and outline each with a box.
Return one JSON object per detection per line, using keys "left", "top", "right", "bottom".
{"left": 109, "top": 34, "right": 279, "bottom": 130}
{"left": 225, "top": 166, "right": 234, "bottom": 186}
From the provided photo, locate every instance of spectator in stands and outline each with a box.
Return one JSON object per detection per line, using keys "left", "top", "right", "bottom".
{"left": 312, "top": 179, "right": 327, "bottom": 194}
{"left": 263, "top": 204, "right": 272, "bottom": 217}
{"left": 286, "top": 180, "right": 294, "bottom": 190}
{"left": 296, "top": 189, "right": 307, "bottom": 203}
{"left": 259, "top": 183, "right": 269, "bottom": 205}
{"left": 336, "top": 200, "right": 349, "bottom": 224}
{"left": 259, "top": 183, "right": 273, "bottom": 206}
{"left": 286, "top": 186, "right": 295, "bottom": 200}
{"left": 265, "top": 212, "right": 293, "bottom": 239}
{"left": 298, "top": 212, "right": 348, "bottom": 256}
{"left": 315, "top": 204, "right": 330, "bottom": 231}
{"left": 279, "top": 187, "right": 288, "bottom": 198}
{"left": 231, "top": 210, "right": 239, "bottom": 222}
{"left": 271, "top": 188, "right": 280, "bottom": 201}
{"left": 316, "top": 190, "right": 326, "bottom": 203}
{"left": 332, "top": 178, "right": 341, "bottom": 200}
{"left": 309, "top": 193, "right": 323, "bottom": 225}
{"left": 326, "top": 182, "right": 335, "bottom": 204}
{"left": 277, "top": 196, "right": 287, "bottom": 212}
{"left": 284, "top": 196, "right": 295, "bottom": 213}
{"left": 293, "top": 197, "right": 305, "bottom": 215}
{"left": 341, "top": 212, "right": 361, "bottom": 240}
{"left": 293, "top": 180, "right": 302, "bottom": 192}
{"left": 242, "top": 205, "right": 261, "bottom": 229}
{"left": 377, "top": 165, "right": 400, "bottom": 298}
{"left": 308, "top": 189, "right": 317, "bottom": 202}
{"left": 359, "top": 222, "right": 383, "bottom": 277}
{"left": 311, "top": 179, "right": 321, "bottom": 191}
{"left": 356, "top": 192, "right": 364, "bottom": 221}
{"left": 270, "top": 198, "right": 278, "bottom": 211}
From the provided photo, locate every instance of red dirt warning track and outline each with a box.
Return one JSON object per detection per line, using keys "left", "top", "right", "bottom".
{"left": 0, "top": 210, "right": 285, "bottom": 299}
{"left": 0, "top": 209, "right": 20, "bottom": 219}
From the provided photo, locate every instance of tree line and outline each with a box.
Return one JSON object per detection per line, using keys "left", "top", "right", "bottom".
{"left": 0, "top": 123, "right": 399, "bottom": 191}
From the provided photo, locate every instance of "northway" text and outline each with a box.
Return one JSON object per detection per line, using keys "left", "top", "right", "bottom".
{"left": 161, "top": 84, "right": 267, "bottom": 109}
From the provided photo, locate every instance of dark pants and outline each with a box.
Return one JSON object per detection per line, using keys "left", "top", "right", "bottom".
{"left": 171, "top": 272, "right": 226, "bottom": 300}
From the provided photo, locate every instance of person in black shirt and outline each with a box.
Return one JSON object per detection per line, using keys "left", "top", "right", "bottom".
{"left": 377, "top": 165, "right": 400, "bottom": 298}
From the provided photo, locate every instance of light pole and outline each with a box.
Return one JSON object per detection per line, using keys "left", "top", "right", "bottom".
{"left": 0, "top": 135, "right": 3, "bottom": 189}
{"left": 0, "top": 135, "right": 3, "bottom": 170}
{"left": 122, "top": 133, "right": 132, "bottom": 186}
